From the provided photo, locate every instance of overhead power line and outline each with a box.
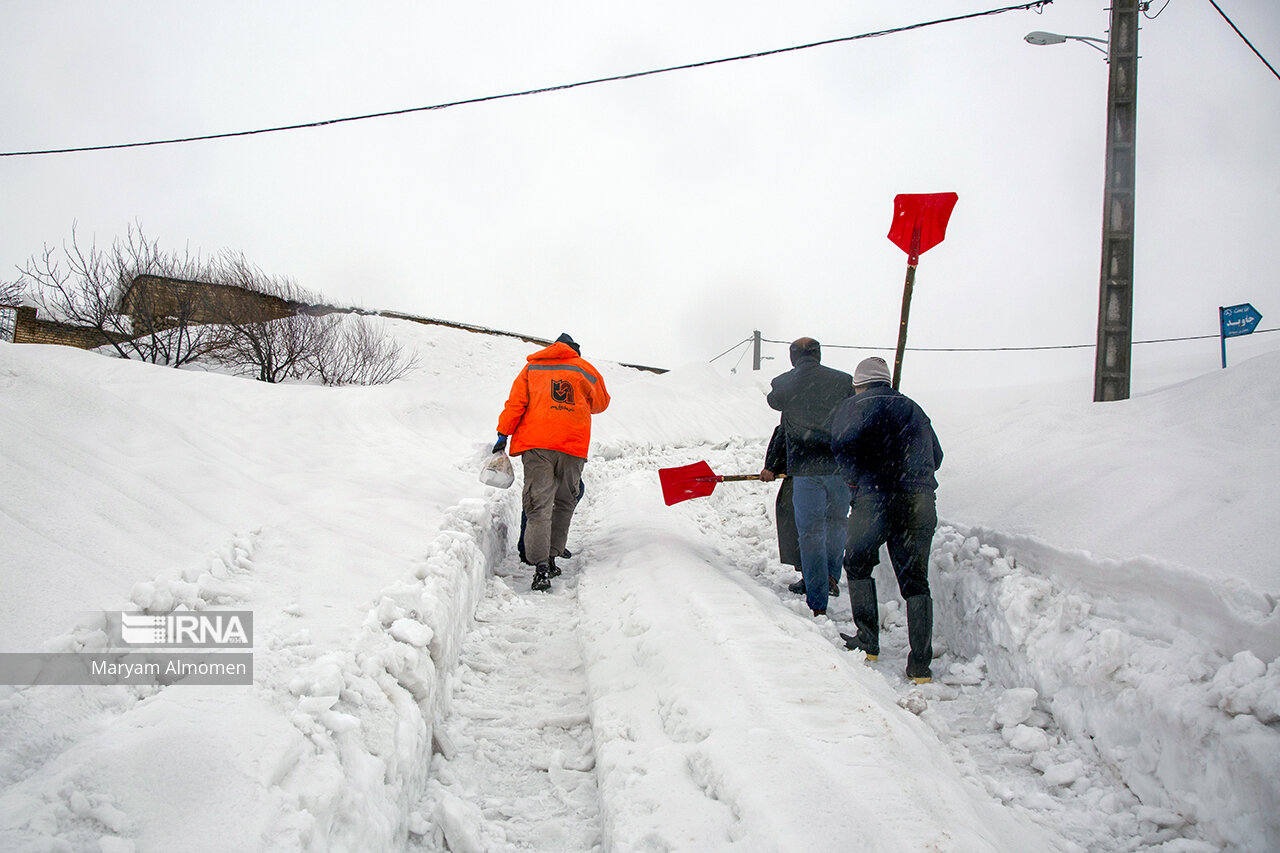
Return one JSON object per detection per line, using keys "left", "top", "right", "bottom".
{"left": 1208, "top": 0, "right": 1280, "bottom": 82}
{"left": 0, "top": 1, "right": 1052, "bottom": 158}
{"left": 752, "top": 326, "right": 1278, "bottom": 355}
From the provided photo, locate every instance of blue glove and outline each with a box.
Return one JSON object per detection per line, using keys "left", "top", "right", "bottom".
{"left": 492, "top": 434, "right": 508, "bottom": 453}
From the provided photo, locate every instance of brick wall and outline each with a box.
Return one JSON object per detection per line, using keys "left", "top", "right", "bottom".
{"left": 9, "top": 306, "right": 116, "bottom": 349}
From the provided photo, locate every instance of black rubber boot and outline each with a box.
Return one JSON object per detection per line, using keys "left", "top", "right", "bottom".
{"left": 547, "top": 556, "right": 562, "bottom": 578}
{"left": 841, "top": 578, "right": 879, "bottom": 658}
{"left": 905, "top": 594, "right": 934, "bottom": 682}
{"left": 531, "top": 563, "right": 552, "bottom": 591}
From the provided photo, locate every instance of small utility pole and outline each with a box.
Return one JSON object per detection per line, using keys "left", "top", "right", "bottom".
{"left": 1093, "top": 0, "right": 1140, "bottom": 402}
{"left": 752, "top": 330, "right": 762, "bottom": 370}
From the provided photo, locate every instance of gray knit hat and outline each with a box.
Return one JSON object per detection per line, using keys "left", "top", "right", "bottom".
{"left": 853, "top": 356, "right": 892, "bottom": 386}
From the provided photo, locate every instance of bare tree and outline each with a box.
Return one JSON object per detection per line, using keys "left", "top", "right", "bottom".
{"left": 210, "top": 253, "right": 417, "bottom": 385}
{"left": 14, "top": 223, "right": 219, "bottom": 366}
{"left": 0, "top": 278, "right": 24, "bottom": 306}
{"left": 13, "top": 226, "right": 418, "bottom": 385}
{"left": 208, "top": 253, "right": 333, "bottom": 383}
{"left": 214, "top": 312, "right": 337, "bottom": 383}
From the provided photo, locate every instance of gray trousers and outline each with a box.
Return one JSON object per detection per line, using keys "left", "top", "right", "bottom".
{"left": 520, "top": 448, "right": 586, "bottom": 566}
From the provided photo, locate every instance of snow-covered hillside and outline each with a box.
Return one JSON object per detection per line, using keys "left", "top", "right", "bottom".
{"left": 1, "top": 322, "right": 1276, "bottom": 852}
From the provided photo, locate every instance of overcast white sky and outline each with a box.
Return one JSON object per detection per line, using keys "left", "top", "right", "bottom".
{"left": 3, "top": 0, "right": 1278, "bottom": 394}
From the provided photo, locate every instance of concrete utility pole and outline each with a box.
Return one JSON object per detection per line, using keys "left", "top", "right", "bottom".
{"left": 752, "top": 330, "right": 762, "bottom": 370}
{"left": 1093, "top": 0, "right": 1141, "bottom": 402}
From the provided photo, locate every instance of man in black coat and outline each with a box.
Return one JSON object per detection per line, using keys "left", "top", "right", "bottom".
{"left": 766, "top": 338, "right": 853, "bottom": 616}
{"left": 830, "top": 356, "right": 943, "bottom": 682}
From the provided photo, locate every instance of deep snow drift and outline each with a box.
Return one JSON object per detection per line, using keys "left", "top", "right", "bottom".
{"left": 0, "top": 321, "right": 1277, "bottom": 852}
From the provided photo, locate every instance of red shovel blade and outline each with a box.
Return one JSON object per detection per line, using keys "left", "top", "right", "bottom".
{"left": 888, "top": 192, "right": 958, "bottom": 262}
{"left": 659, "top": 461, "right": 721, "bottom": 506}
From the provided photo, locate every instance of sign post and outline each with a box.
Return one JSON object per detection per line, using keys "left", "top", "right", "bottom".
{"left": 886, "top": 192, "right": 958, "bottom": 388}
{"left": 1219, "top": 303, "right": 1262, "bottom": 368}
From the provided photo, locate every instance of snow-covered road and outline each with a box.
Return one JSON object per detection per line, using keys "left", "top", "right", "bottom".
{"left": 409, "top": 438, "right": 1238, "bottom": 852}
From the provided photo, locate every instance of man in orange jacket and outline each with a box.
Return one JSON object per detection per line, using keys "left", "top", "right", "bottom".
{"left": 493, "top": 333, "right": 610, "bottom": 591}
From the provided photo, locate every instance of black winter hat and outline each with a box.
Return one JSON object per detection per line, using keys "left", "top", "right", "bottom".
{"left": 555, "top": 333, "right": 581, "bottom": 354}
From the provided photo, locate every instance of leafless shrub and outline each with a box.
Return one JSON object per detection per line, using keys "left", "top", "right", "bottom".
{"left": 205, "top": 253, "right": 325, "bottom": 383}
{"left": 311, "top": 317, "right": 420, "bottom": 386}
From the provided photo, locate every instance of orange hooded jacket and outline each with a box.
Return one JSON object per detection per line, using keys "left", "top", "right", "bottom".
{"left": 497, "top": 341, "right": 610, "bottom": 459}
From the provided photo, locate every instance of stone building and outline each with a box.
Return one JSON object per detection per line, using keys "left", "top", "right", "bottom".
{"left": 117, "top": 275, "right": 296, "bottom": 329}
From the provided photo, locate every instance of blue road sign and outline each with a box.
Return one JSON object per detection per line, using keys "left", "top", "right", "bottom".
{"left": 1220, "top": 303, "right": 1262, "bottom": 338}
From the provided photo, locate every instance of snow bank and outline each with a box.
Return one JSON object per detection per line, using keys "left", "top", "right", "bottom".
{"left": 932, "top": 525, "right": 1280, "bottom": 851}
{"left": 930, "top": 349, "right": 1280, "bottom": 591}
{"left": 0, "top": 327, "right": 532, "bottom": 850}
{"left": 0, "top": 490, "right": 516, "bottom": 852}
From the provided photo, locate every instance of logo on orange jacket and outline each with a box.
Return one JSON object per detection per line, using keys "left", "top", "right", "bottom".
{"left": 551, "top": 379, "right": 575, "bottom": 406}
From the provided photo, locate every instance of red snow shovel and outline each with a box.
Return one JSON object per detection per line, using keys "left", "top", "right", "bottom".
{"left": 887, "top": 192, "right": 958, "bottom": 389}
{"left": 658, "top": 461, "right": 781, "bottom": 506}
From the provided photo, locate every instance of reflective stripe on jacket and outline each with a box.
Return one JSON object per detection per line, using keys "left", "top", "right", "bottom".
{"left": 497, "top": 341, "right": 610, "bottom": 459}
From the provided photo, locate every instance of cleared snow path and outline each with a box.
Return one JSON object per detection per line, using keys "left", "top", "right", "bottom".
{"left": 410, "top": 562, "right": 603, "bottom": 853}
{"left": 577, "top": 445, "right": 1066, "bottom": 852}
{"left": 407, "top": 435, "right": 1244, "bottom": 852}
{"left": 578, "top": 438, "right": 1228, "bottom": 852}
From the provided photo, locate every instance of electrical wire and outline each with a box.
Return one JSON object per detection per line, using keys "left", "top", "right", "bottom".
{"left": 747, "top": 326, "right": 1278, "bottom": 356}
{"left": 1143, "top": 0, "right": 1172, "bottom": 20}
{"left": 709, "top": 337, "right": 753, "bottom": 363}
{"left": 1208, "top": 0, "right": 1280, "bottom": 82}
{"left": 0, "top": 1, "right": 1053, "bottom": 158}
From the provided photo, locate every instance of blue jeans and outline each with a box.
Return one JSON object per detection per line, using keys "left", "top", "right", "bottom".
{"left": 791, "top": 474, "right": 851, "bottom": 613}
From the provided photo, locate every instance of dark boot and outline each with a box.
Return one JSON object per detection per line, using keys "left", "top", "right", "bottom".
{"left": 840, "top": 578, "right": 879, "bottom": 659}
{"left": 787, "top": 579, "right": 806, "bottom": 595}
{"left": 905, "top": 594, "right": 934, "bottom": 682}
{"left": 547, "top": 556, "right": 562, "bottom": 577}
{"left": 531, "top": 563, "right": 552, "bottom": 592}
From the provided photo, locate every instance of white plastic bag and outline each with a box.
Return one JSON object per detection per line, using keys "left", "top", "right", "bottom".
{"left": 479, "top": 452, "right": 515, "bottom": 489}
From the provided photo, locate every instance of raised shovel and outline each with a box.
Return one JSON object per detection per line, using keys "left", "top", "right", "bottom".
{"left": 886, "top": 192, "right": 958, "bottom": 389}
{"left": 658, "top": 461, "right": 783, "bottom": 506}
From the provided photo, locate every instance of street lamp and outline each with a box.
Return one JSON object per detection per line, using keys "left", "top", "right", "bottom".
{"left": 1024, "top": 31, "right": 1108, "bottom": 54}
{"left": 1027, "top": 0, "right": 1142, "bottom": 402}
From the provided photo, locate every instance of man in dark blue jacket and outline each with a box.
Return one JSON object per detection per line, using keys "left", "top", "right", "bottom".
{"left": 831, "top": 356, "right": 943, "bottom": 682}
{"left": 767, "top": 338, "right": 853, "bottom": 616}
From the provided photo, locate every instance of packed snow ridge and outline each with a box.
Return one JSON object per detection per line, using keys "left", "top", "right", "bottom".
{"left": 0, "top": 319, "right": 1276, "bottom": 852}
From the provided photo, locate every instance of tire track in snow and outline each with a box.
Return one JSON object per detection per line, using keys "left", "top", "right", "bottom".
{"left": 409, "top": 558, "right": 602, "bottom": 853}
